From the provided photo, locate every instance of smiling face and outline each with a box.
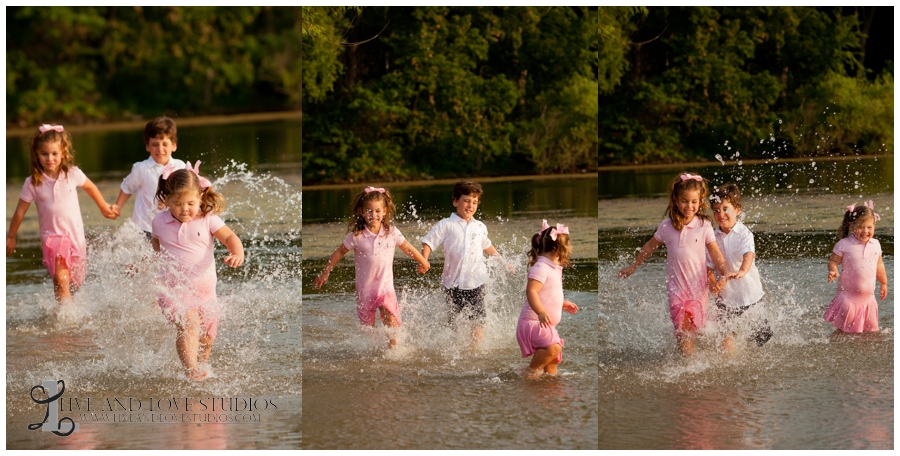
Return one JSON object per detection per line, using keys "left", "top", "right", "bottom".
{"left": 146, "top": 134, "right": 177, "bottom": 165}
{"left": 712, "top": 199, "right": 741, "bottom": 233}
{"left": 359, "top": 199, "right": 385, "bottom": 231}
{"left": 167, "top": 191, "right": 202, "bottom": 223}
{"left": 37, "top": 141, "right": 64, "bottom": 176}
{"left": 453, "top": 194, "right": 479, "bottom": 221}
{"left": 852, "top": 217, "right": 876, "bottom": 244}
{"left": 676, "top": 189, "right": 701, "bottom": 222}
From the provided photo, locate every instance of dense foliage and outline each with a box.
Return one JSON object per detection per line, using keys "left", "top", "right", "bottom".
{"left": 600, "top": 6, "right": 893, "bottom": 165}
{"left": 7, "top": 6, "right": 303, "bottom": 127}
{"left": 302, "top": 7, "right": 599, "bottom": 184}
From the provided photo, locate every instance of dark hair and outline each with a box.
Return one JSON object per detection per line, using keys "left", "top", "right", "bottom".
{"left": 710, "top": 183, "right": 742, "bottom": 209}
{"left": 665, "top": 172, "right": 711, "bottom": 230}
{"left": 452, "top": 181, "right": 483, "bottom": 201}
{"left": 838, "top": 203, "right": 877, "bottom": 239}
{"left": 145, "top": 116, "right": 178, "bottom": 144}
{"left": 527, "top": 223, "right": 572, "bottom": 268}
{"left": 347, "top": 187, "right": 397, "bottom": 235}
{"left": 155, "top": 169, "right": 224, "bottom": 215}
{"left": 29, "top": 126, "right": 74, "bottom": 186}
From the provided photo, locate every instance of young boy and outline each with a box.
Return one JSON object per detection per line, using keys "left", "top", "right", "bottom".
{"left": 422, "top": 181, "right": 503, "bottom": 344}
{"left": 111, "top": 117, "right": 186, "bottom": 239}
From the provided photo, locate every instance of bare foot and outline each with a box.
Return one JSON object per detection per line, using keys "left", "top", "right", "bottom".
{"left": 524, "top": 369, "right": 544, "bottom": 380}
{"left": 388, "top": 338, "right": 397, "bottom": 349}
{"left": 186, "top": 368, "right": 208, "bottom": 380}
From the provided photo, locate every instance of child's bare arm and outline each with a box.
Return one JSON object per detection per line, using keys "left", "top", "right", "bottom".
{"left": 6, "top": 199, "right": 31, "bottom": 257}
{"left": 877, "top": 255, "right": 888, "bottom": 300}
{"left": 314, "top": 245, "right": 350, "bottom": 289}
{"left": 151, "top": 236, "right": 161, "bottom": 252}
{"left": 421, "top": 243, "right": 432, "bottom": 261}
{"left": 728, "top": 252, "right": 755, "bottom": 279}
{"left": 399, "top": 240, "right": 430, "bottom": 274}
{"left": 110, "top": 190, "right": 131, "bottom": 217}
{"left": 526, "top": 279, "right": 552, "bottom": 328}
{"left": 81, "top": 178, "right": 117, "bottom": 219}
{"left": 827, "top": 253, "right": 842, "bottom": 283}
{"left": 618, "top": 237, "right": 663, "bottom": 278}
{"left": 706, "top": 242, "right": 728, "bottom": 291}
{"left": 213, "top": 226, "right": 244, "bottom": 268}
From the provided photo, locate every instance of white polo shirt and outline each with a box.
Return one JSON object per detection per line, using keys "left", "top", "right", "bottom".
{"left": 121, "top": 157, "right": 186, "bottom": 232}
{"left": 706, "top": 221, "right": 764, "bottom": 307}
{"left": 422, "top": 212, "right": 492, "bottom": 290}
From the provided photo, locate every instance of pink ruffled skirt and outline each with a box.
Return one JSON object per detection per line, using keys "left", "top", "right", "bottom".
{"left": 516, "top": 318, "right": 564, "bottom": 363}
{"left": 823, "top": 294, "right": 879, "bottom": 333}
{"left": 356, "top": 290, "right": 401, "bottom": 327}
{"left": 669, "top": 299, "right": 706, "bottom": 335}
{"left": 41, "top": 234, "right": 86, "bottom": 287}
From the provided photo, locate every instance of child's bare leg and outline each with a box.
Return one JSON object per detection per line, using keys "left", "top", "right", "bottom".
{"left": 198, "top": 333, "right": 213, "bottom": 366}
{"left": 528, "top": 344, "right": 562, "bottom": 378}
{"left": 52, "top": 257, "right": 72, "bottom": 303}
{"left": 721, "top": 334, "right": 735, "bottom": 353}
{"left": 379, "top": 308, "right": 399, "bottom": 348}
{"left": 470, "top": 326, "right": 484, "bottom": 345}
{"left": 175, "top": 310, "right": 206, "bottom": 380}
{"left": 677, "top": 313, "right": 697, "bottom": 356}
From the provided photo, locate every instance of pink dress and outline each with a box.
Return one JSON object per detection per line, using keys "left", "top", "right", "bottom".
{"left": 516, "top": 256, "right": 565, "bottom": 363}
{"left": 19, "top": 168, "right": 88, "bottom": 287}
{"left": 152, "top": 211, "right": 226, "bottom": 341}
{"left": 823, "top": 236, "right": 881, "bottom": 333}
{"left": 343, "top": 225, "right": 406, "bottom": 326}
{"left": 654, "top": 217, "right": 716, "bottom": 334}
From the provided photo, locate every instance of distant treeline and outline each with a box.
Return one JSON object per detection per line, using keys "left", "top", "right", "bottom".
{"left": 302, "top": 7, "right": 599, "bottom": 184}
{"left": 7, "top": 6, "right": 302, "bottom": 127}
{"left": 600, "top": 6, "right": 893, "bottom": 165}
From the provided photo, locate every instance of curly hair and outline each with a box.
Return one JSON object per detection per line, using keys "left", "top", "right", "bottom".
{"left": 29, "top": 127, "right": 74, "bottom": 186}
{"left": 347, "top": 187, "right": 397, "bottom": 235}
{"left": 155, "top": 169, "right": 224, "bottom": 215}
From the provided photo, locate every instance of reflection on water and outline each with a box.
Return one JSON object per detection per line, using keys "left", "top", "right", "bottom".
{"left": 6, "top": 167, "right": 302, "bottom": 449}
{"left": 599, "top": 157, "right": 893, "bottom": 449}
{"left": 303, "top": 178, "right": 598, "bottom": 449}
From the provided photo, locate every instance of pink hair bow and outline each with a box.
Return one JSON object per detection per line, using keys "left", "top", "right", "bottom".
{"left": 39, "top": 124, "right": 64, "bottom": 133}
{"left": 185, "top": 161, "right": 212, "bottom": 189}
{"left": 365, "top": 186, "right": 386, "bottom": 194}
{"left": 680, "top": 173, "right": 703, "bottom": 182}
{"left": 539, "top": 219, "right": 570, "bottom": 241}
{"left": 161, "top": 163, "right": 177, "bottom": 180}
{"left": 864, "top": 200, "right": 881, "bottom": 222}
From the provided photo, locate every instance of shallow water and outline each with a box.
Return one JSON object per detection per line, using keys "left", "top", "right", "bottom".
{"left": 302, "top": 178, "right": 598, "bottom": 449}
{"left": 5, "top": 168, "right": 302, "bottom": 449}
{"left": 599, "top": 158, "right": 893, "bottom": 449}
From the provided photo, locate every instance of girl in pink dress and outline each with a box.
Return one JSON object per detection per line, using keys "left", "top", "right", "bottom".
{"left": 824, "top": 201, "right": 888, "bottom": 333}
{"left": 152, "top": 162, "right": 244, "bottom": 380}
{"left": 6, "top": 125, "right": 118, "bottom": 304}
{"left": 618, "top": 173, "right": 728, "bottom": 355}
{"left": 313, "top": 187, "right": 430, "bottom": 348}
{"left": 516, "top": 220, "right": 579, "bottom": 378}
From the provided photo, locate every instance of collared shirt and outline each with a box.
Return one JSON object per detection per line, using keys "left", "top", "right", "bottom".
{"left": 121, "top": 157, "right": 186, "bottom": 232}
{"left": 833, "top": 235, "right": 882, "bottom": 298}
{"left": 152, "top": 211, "right": 225, "bottom": 280}
{"left": 706, "top": 221, "right": 764, "bottom": 307}
{"left": 343, "top": 225, "right": 406, "bottom": 306}
{"left": 519, "top": 256, "right": 565, "bottom": 325}
{"left": 422, "top": 212, "right": 492, "bottom": 290}
{"left": 653, "top": 216, "right": 716, "bottom": 305}
{"left": 19, "top": 167, "right": 88, "bottom": 253}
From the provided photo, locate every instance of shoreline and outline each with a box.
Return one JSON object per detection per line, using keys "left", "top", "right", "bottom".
{"left": 598, "top": 154, "right": 892, "bottom": 171}
{"left": 302, "top": 172, "right": 595, "bottom": 190}
{"left": 6, "top": 111, "right": 302, "bottom": 137}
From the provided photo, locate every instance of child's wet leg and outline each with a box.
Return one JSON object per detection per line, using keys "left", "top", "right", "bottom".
{"left": 176, "top": 310, "right": 206, "bottom": 380}
{"left": 721, "top": 333, "right": 736, "bottom": 353}
{"left": 52, "top": 257, "right": 73, "bottom": 304}
{"left": 528, "top": 344, "right": 561, "bottom": 378}
{"left": 379, "top": 308, "right": 399, "bottom": 349}
{"left": 198, "top": 333, "right": 212, "bottom": 368}
{"left": 677, "top": 313, "right": 697, "bottom": 356}
{"left": 470, "top": 325, "right": 484, "bottom": 345}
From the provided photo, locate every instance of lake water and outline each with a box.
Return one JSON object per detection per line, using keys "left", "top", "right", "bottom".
{"left": 5, "top": 121, "right": 303, "bottom": 449}
{"left": 302, "top": 177, "right": 599, "bottom": 449}
{"left": 599, "top": 157, "right": 893, "bottom": 449}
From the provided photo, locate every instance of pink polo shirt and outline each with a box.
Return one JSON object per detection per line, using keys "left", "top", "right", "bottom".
{"left": 19, "top": 167, "right": 88, "bottom": 254}
{"left": 152, "top": 211, "right": 225, "bottom": 279}
{"left": 653, "top": 217, "right": 716, "bottom": 307}
{"left": 343, "top": 225, "right": 406, "bottom": 319}
{"left": 519, "top": 256, "right": 565, "bottom": 326}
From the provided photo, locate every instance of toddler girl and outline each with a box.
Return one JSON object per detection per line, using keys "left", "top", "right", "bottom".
{"left": 824, "top": 201, "right": 888, "bottom": 333}
{"left": 516, "top": 220, "right": 579, "bottom": 378}
{"left": 312, "top": 186, "right": 430, "bottom": 348}
{"left": 6, "top": 125, "right": 117, "bottom": 304}
{"left": 618, "top": 173, "right": 728, "bottom": 355}
{"left": 706, "top": 184, "right": 772, "bottom": 352}
{"left": 152, "top": 161, "right": 244, "bottom": 380}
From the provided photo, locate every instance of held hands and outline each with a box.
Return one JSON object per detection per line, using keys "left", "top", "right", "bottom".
{"left": 537, "top": 311, "right": 552, "bottom": 328}
{"left": 562, "top": 300, "right": 578, "bottom": 314}
{"left": 101, "top": 203, "right": 119, "bottom": 220}
{"left": 715, "top": 277, "right": 727, "bottom": 294}
{"left": 618, "top": 264, "right": 637, "bottom": 279}
{"left": 223, "top": 252, "right": 244, "bottom": 268}
{"left": 417, "top": 261, "right": 430, "bottom": 274}
{"left": 727, "top": 269, "right": 747, "bottom": 280}
{"left": 109, "top": 204, "right": 122, "bottom": 219}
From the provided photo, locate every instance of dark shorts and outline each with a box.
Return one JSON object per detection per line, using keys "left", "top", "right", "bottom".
{"left": 715, "top": 297, "right": 773, "bottom": 346}
{"left": 444, "top": 285, "right": 486, "bottom": 324}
